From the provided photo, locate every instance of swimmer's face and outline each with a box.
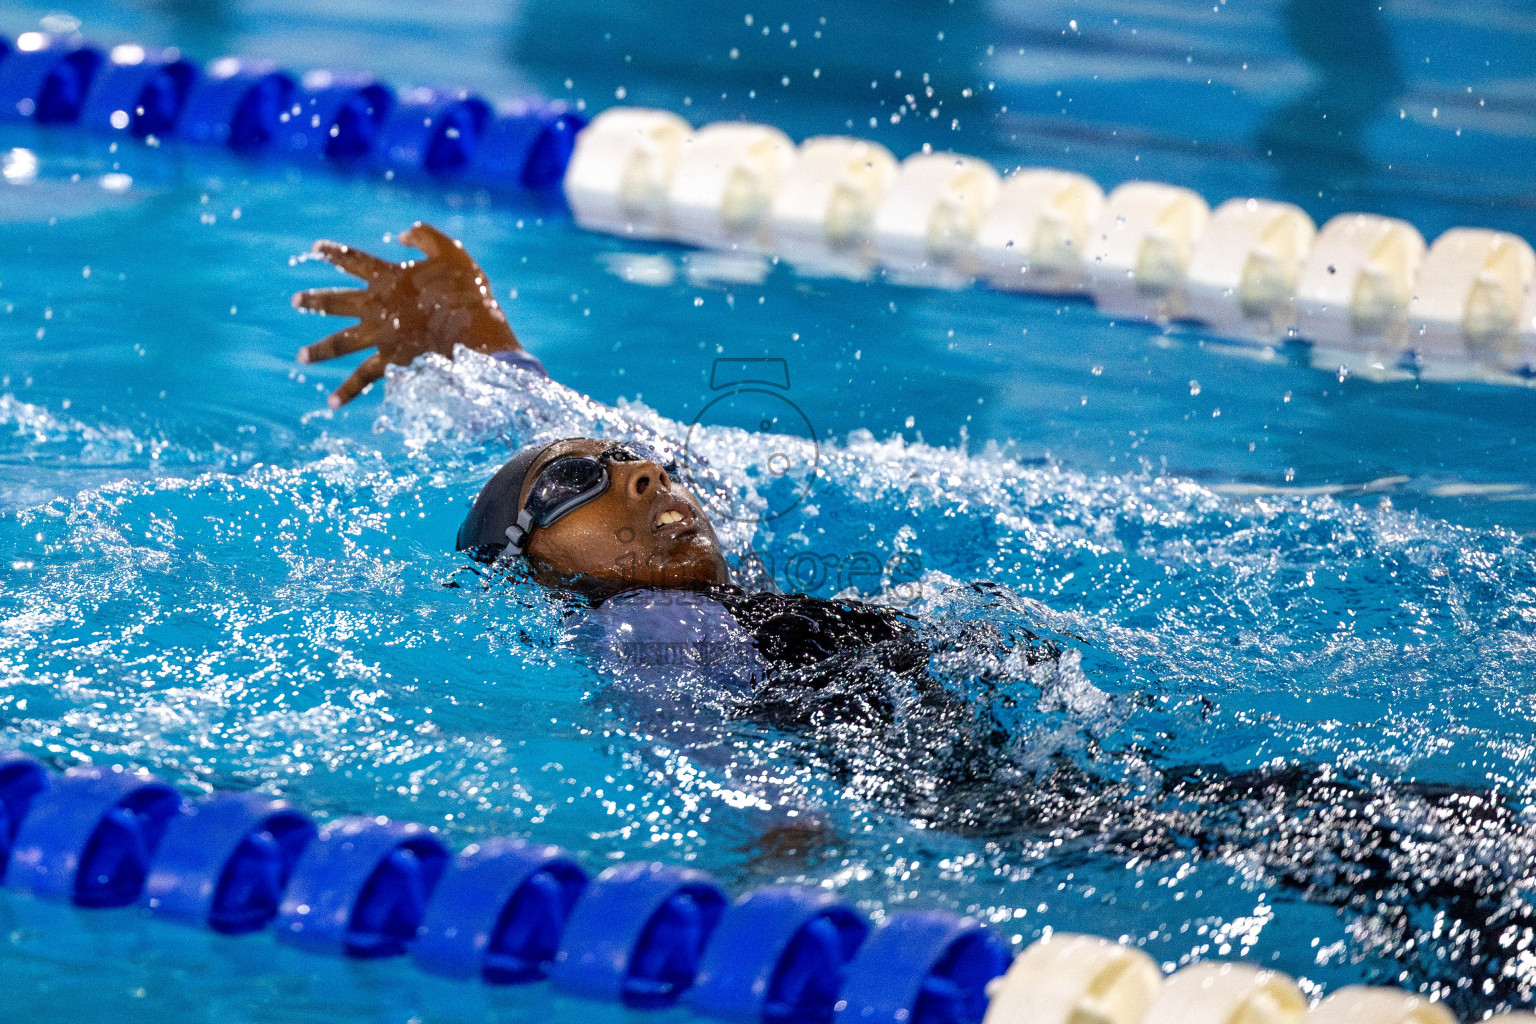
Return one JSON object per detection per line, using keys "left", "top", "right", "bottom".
{"left": 520, "top": 438, "right": 730, "bottom": 596}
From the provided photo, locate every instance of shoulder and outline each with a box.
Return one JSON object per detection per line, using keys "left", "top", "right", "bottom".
{"left": 487, "top": 348, "right": 550, "bottom": 378}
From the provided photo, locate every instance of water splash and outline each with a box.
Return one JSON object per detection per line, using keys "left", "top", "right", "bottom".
{"left": 4, "top": 348, "right": 1536, "bottom": 1010}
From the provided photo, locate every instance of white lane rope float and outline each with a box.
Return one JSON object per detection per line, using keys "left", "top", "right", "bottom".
{"left": 563, "top": 107, "right": 1536, "bottom": 387}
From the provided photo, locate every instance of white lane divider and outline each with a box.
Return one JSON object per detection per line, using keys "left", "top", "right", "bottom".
{"left": 1408, "top": 228, "right": 1535, "bottom": 379}
{"left": 771, "top": 135, "right": 897, "bottom": 276}
{"left": 979, "top": 936, "right": 1474, "bottom": 1024}
{"left": 1307, "top": 986, "right": 1457, "bottom": 1024}
{"left": 666, "top": 122, "right": 795, "bottom": 251}
{"left": 983, "top": 933, "right": 1162, "bottom": 1024}
{"left": 977, "top": 170, "right": 1104, "bottom": 295}
{"left": 563, "top": 107, "right": 1536, "bottom": 386}
{"left": 1145, "top": 962, "right": 1306, "bottom": 1024}
{"left": 564, "top": 107, "right": 692, "bottom": 239}
{"left": 1185, "top": 198, "right": 1315, "bottom": 342}
{"left": 871, "top": 151, "right": 1001, "bottom": 287}
{"left": 1296, "top": 213, "right": 1426, "bottom": 377}
{"left": 1086, "top": 181, "right": 1211, "bottom": 321}
{"left": 1519, "top": 284, "right": 1536, "bottom": 375}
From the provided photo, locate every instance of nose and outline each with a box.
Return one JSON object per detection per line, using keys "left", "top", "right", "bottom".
{"left": 614, "top": 459, "right": 670, "bottom": 500}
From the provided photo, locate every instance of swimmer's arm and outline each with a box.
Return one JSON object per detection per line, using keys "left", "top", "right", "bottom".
{"left": 292, "top": 222, "right": 534, "bottom": 409}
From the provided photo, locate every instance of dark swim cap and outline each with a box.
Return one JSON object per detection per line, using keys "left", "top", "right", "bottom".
{"left": 456, "top": 439, "right": 569, "bottom": 559}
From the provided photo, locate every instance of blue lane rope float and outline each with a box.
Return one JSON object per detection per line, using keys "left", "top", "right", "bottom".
{"left": 275, "top": 815, "right": 453, "bottom": 958}
{"left": 692, "top": 885, "right": 869, "bottom": 1024}
{"left": 377, "top": 86, "right": 487, "bottom": 175}
{"left": 0, "top": 30, "right": 584, "bottom": 188}
{"left": 80, "top": 45, "right": 198, "bottom": 139}
{"left": 0, "top": 755, "right": 1009, "bottom": 1024}
{"left": 412, "top": 835, "right": 587, "bottom": 984}
{"left": 550, "top": 861, "right": 730, "bottom": 1008}
{"left": 3, "top": 763, "right": 183, "bottom": 908}
{"left": 277, "top": 71, "right": 392, "bottom": 162}
{"left": 840, "top": 913, "right": 1013, "bottom": 1024}
{"left": 144, "top": 791, "right": 316, "bottom": 934}
{"left": 0, "top": 34, "right": 103, "bottom": 123}
{"left": 178, "top": 57, "right": 295, "bottom": 152}
{"left": 0, "top": 755, "right": 48, "bottom": 877}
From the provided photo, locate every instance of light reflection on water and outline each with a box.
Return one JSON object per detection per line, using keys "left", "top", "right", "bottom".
{"left": 3, "top": 0, "right": 1536, "bottom": 1017}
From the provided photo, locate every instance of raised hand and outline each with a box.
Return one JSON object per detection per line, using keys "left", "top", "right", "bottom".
{"left": 292, "top": 221, "right": 522, "bottom": 408}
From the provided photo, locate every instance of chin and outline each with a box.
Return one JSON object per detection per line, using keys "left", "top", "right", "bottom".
{"left": 640, "top": 546, "right": 721, "bottom": 590}
{"left": 674, "top": 536, "right": 729, "bottom": 583}
{"left": 656, "top": 559, "right": 724, "bottom": 590}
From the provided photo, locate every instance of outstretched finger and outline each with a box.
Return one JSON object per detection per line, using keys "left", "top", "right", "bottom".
{"left": 400, "top": 222, "right": 473, "bottom": 268}
{"left": 329, "top": 353, "right": 386, "bottom": 409}
{"left": 298, "top": 321, "right": 383, "bottom": 365}
{"left": 312, "top": 240, "right": 399, "bottom": 284}
{"left": 291, "top": 287, "right": 379, "bottom": 318}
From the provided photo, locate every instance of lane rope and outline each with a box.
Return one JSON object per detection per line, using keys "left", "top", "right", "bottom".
{"left": 5, "top": 30, "right": 1533, "bottom": 387}
{"left": 561, "top": 106, "right": 1536, "bottom": 387}
{"left": 0, "top": 31, "right": 1521, "bottom": 1021}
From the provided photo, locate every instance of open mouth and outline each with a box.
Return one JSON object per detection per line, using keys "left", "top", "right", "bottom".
{"left": 652, "top": 498, "right": 698, "bottom": 536}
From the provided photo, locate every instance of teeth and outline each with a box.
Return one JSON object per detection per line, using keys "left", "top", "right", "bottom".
{"left": 655, "top": 510, "right": 684, "bottom": 527}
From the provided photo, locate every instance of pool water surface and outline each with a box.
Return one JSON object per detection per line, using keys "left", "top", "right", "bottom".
{"left": 5, "top": 1, "right": 1536, "bottom": 1021}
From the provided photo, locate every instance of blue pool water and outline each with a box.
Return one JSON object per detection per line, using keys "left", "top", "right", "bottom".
{"left": 6, "top": 1, "right": 1536, "bottom": 1021}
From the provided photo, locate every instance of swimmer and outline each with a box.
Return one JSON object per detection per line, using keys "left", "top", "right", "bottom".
{"left": 294, "top": 225, "right": 1536, "bottom": 1006}
{"left": 293, "top": 223, "right": 728, "bottom": 594}
{"left": 292, "top": 220, "right": 1014, "bottom": 857}
{"left": 292, "top": 221, "right": 990, "bottom": 714}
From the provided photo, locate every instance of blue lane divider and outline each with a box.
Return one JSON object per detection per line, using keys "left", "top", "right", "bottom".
{"left": 836, "top": 913, "right": 1014, "bottom": 1024}
{"left": 3, "top": 765, "right": 183, "bottom": 907}
{"left": 0, "top": 35, "right": 104, "bottom": 123}
{"left": 551, "top": 862, "right": 730, "bottom": 1008}
{"left": 144, "top": 791, "right": 316, "bottom": 934}
{"left": 413, "top": 836, "right": 587, "bottom": 983}
{"left": 0, "top": 754, "right": 1009, "bottom": 1023}
{"left": 693, "top": 885, "right": 869, "bottom": 1024}
{"left": 275, "top": 816, "right": 451, "bottom": 958}
{"left": 79, "top": 44, "right": 198, "bottom": 138}
{"left": 0, "top": 31, "right": 584, "bottom": 191}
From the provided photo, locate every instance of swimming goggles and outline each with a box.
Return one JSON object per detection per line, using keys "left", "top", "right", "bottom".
{"left": 504, "top": 442, "right": 672, "bottom": 556}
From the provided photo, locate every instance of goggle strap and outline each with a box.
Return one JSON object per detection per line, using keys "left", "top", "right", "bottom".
{"left": 504, "top": 508, "right": 535, "bottom": 556}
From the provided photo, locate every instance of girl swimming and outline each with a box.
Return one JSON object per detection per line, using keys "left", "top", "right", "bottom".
{"left": 292, "top": 222, "right": 1042, "bottom": 800}
{"left": 292, "top": 223, "right": 1536, "bottom": 1013}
